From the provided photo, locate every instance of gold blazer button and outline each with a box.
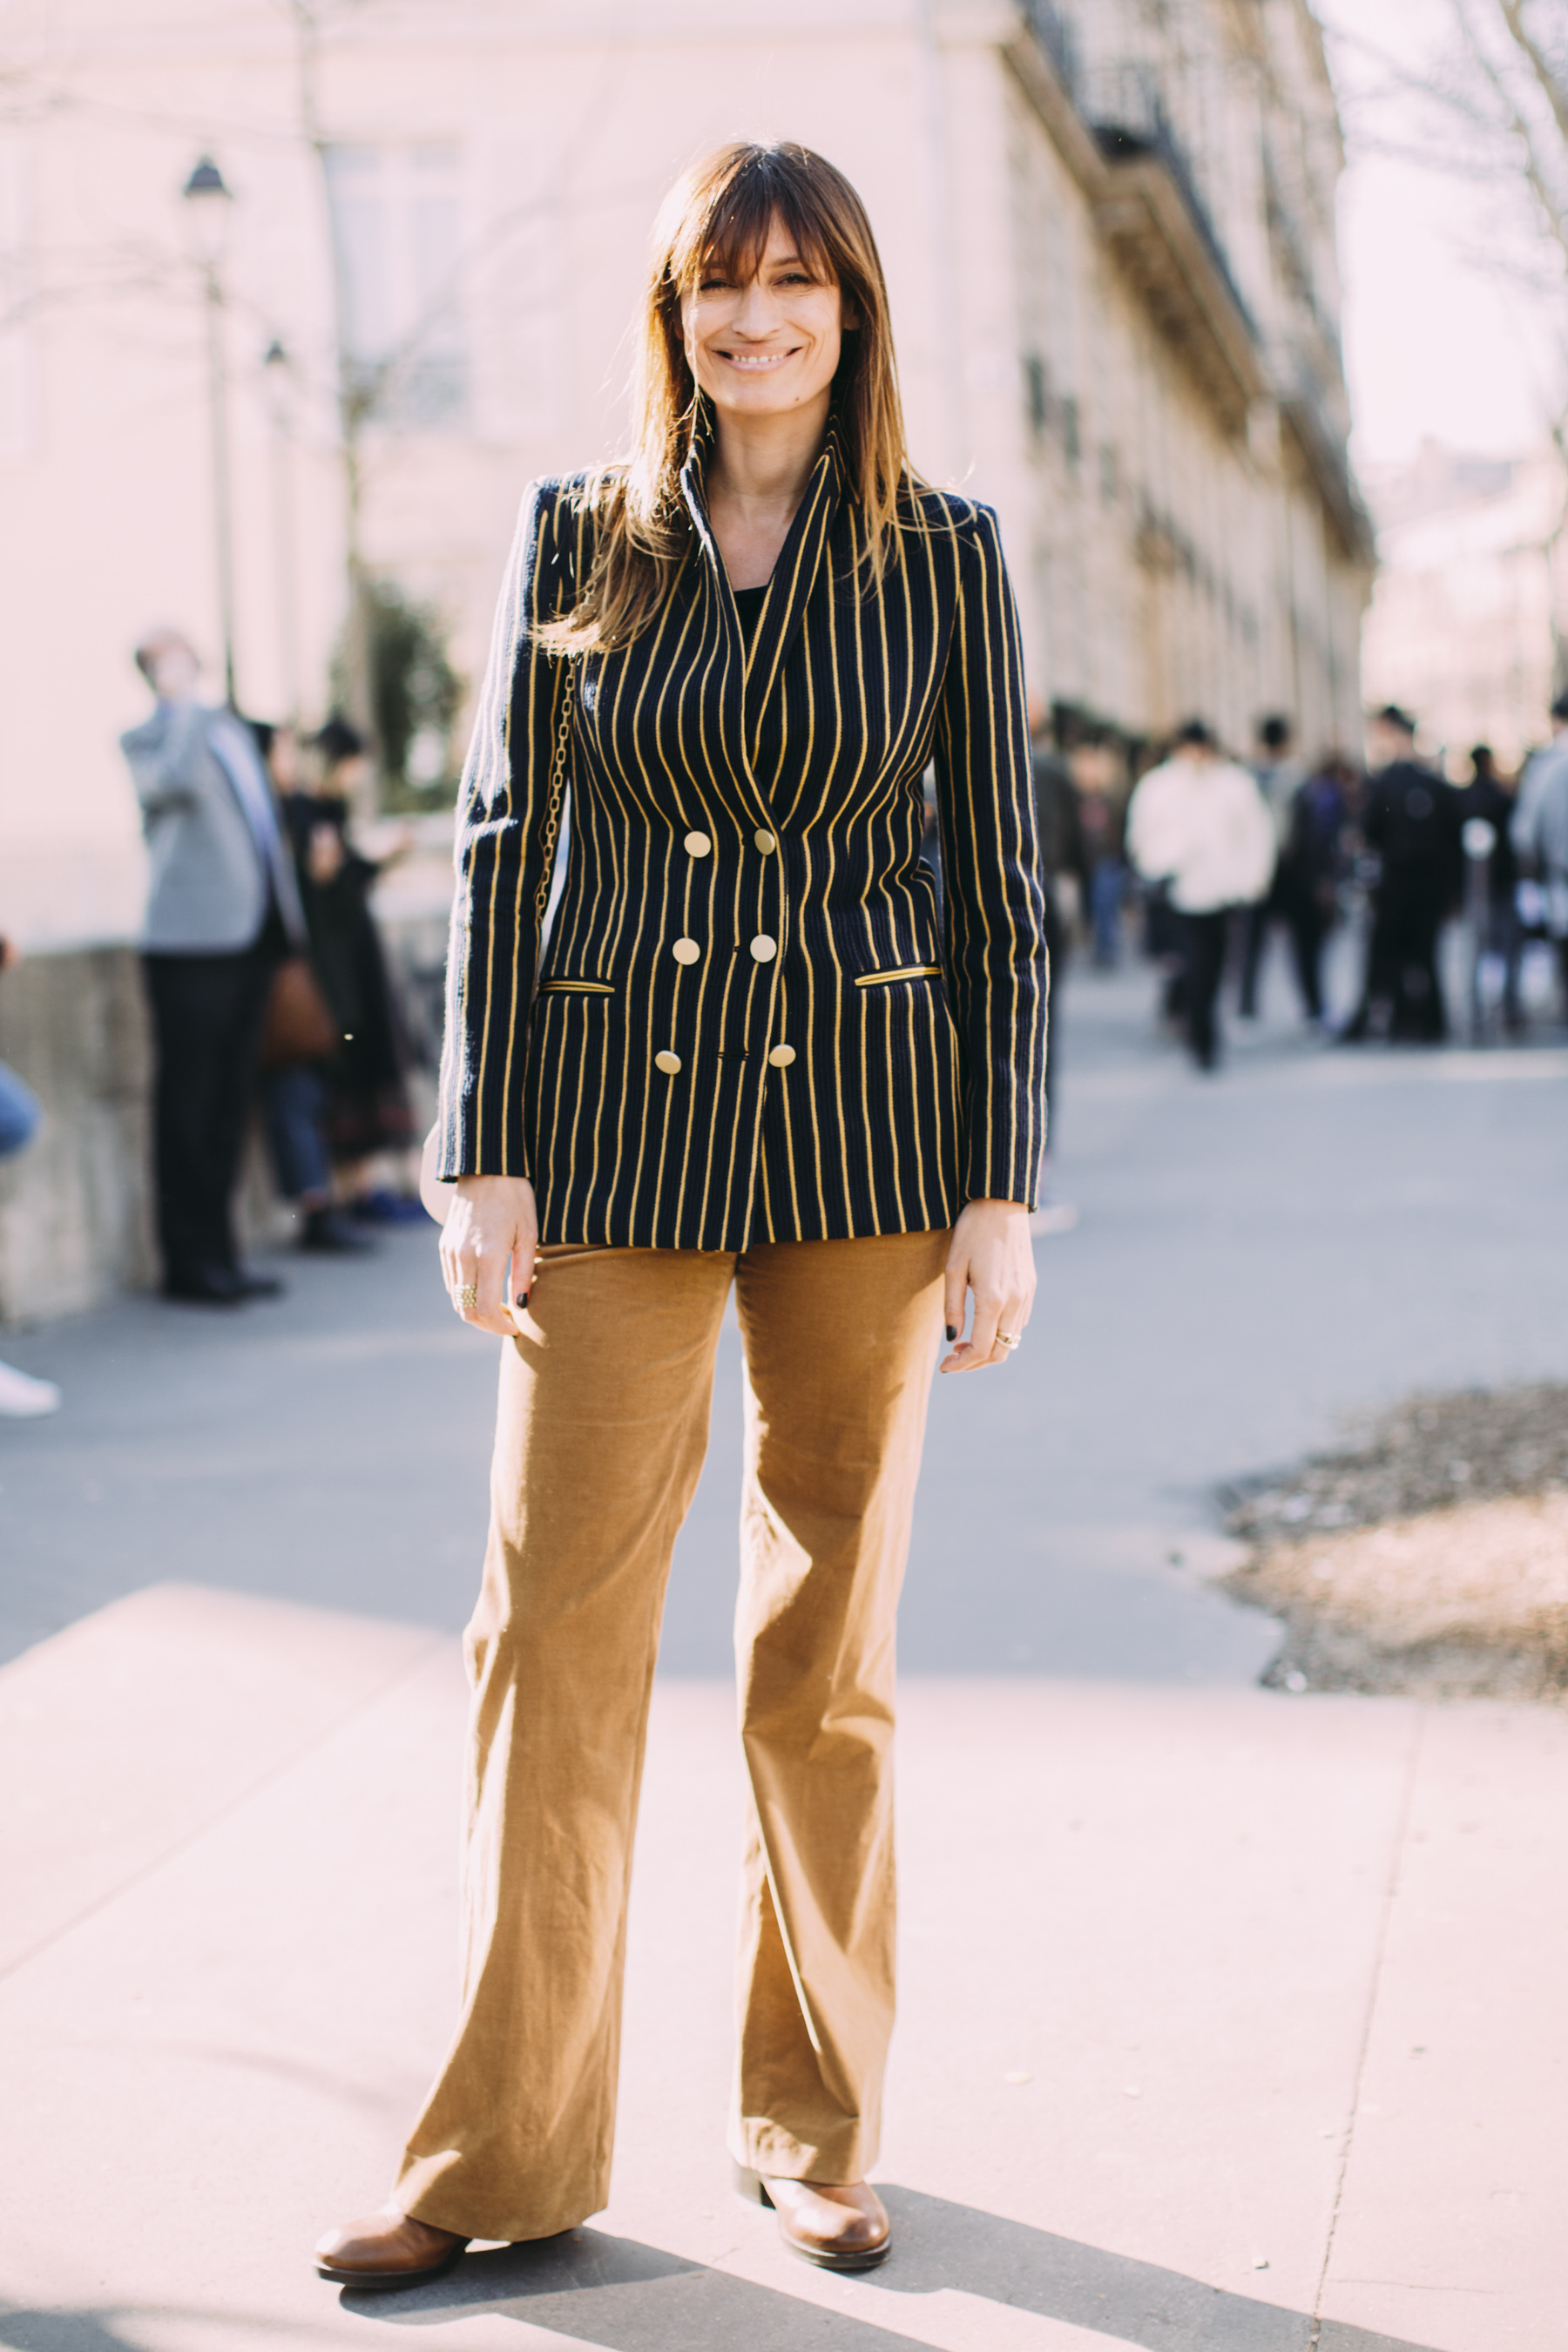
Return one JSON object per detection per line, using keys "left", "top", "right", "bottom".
{"left": 767, "top": 1044, "right": 795, "bottom": 1068}
{"left": 750, "top": 934, "right": 777, "bottom": 963}
{"left": 684, "top": 830, "right": 712, "bottom": 858}
{"left": 754, "top": 828, "right": 776, "bottom": 854}
{"left": 654, "top": 1050, "right": 682, "bottom": 1075}
{"left": 672, "top": 938, "right": 701, "bottom": 964}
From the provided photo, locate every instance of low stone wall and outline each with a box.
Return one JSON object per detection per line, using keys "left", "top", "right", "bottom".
{"left": 0, "top": 946, "right": 155, "bottom": 1325}
{"left": 0, "top": 920, "right": 447, "bottom": 1328}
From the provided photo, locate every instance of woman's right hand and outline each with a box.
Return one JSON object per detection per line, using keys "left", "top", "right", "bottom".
{"left": 441, "top": 1174, "right": 538, "bottom": 1334}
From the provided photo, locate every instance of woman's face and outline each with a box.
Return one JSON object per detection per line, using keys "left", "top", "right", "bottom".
{"left": 681, "top": 216, "right": 850, "bottom": 424}
{"left": 325, "top": 753, "right": 370, "bottom": 801}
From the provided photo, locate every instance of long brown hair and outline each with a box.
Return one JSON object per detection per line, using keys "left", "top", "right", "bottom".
{"left": 540, "top": 141, "right": 921, "bottom": 656}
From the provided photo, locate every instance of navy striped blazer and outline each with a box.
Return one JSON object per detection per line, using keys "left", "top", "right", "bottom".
{"left": 436, "top": 418, "right": 1049, "bottom": 1251}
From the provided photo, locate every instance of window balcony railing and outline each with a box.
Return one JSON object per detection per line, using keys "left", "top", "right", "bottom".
{"left": 1077, "top": 61, "right": 1257, "bottom": 343}
{"left": 1263, "top": 159, "right": 1342, "bottom": 370}
{"left": 1020, "top": 0, "right": 1080, "bottom": 98}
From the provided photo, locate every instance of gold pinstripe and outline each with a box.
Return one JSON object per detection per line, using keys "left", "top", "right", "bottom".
{"left": 437, "top": 422, "right": 1048, "bottom": 1249}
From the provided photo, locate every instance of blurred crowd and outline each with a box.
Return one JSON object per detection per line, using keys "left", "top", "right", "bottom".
{"left": 0, "top": 626, "right": 439, "bottom": 1416}
{"left": 1026, "top": 694, "right": 1568, "bottom": 1078}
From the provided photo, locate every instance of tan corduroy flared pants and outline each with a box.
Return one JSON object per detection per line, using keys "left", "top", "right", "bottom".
{"left": 395, "top": 1227, "right": 949, "bottom": 2245}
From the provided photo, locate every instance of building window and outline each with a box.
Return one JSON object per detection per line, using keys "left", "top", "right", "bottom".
{"left": 324, "top": 145, "right": 469, "bottom": 429}
{"left": 1061, "top": 395, "right": 1081, "bottom": 470}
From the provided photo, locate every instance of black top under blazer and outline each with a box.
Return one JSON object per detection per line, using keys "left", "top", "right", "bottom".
{"left": 436, "top": 417, "right": 1049, "bottom": 1251}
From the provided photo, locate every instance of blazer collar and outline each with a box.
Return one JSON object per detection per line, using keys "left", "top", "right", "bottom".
{"left": 677, "top": 400, "right": 845, "bottom": 550}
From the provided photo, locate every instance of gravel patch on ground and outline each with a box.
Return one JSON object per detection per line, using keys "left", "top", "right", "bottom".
{"left": 1218, "top": 1385, "right": 1568, "bottom": 1699}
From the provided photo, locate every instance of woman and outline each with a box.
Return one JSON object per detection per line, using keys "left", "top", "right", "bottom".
{"left": 287, "top": 719, "right": 422, "bottom": 1212}
{"left": 249, "top": 721, "right": 368, "bottom": 1255}
{"left": 316, "top": 139, "right": 1046, "bottom": 2291}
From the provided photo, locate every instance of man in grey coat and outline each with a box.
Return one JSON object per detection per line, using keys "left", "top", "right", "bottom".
{"left": 1512, "top": 691, "right": 1568, "bottom": 1022}
{"left": 122, "top": 629, "right": 307, "bottom": 1302}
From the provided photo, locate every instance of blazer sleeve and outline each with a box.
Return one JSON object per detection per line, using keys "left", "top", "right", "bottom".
{"left": 436, "top": 480, "right": 579, "bottom": 1180}
{"left": 930, "top": 504, "right": 1051, "bottom": 1202}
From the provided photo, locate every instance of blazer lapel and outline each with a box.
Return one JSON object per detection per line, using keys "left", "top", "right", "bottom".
{"left": 679, "top": 425, "right": 761, "bottom": 821}
{"left": 679, "top": 411, "right": 845, "bottom": 806}
{"left": 741, "top": 422, "right": 842, "bottom": 771}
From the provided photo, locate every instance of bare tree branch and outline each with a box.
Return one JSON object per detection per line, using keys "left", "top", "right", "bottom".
{"left": 1499, "top": 0, "right": 1568, "bottom": 154}
{"left": 1452, "top": 0, "right": 1568, "bottom": 276}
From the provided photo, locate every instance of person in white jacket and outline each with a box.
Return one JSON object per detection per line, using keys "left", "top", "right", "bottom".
{"left": 1127, "top": 720, "right": 1277, "bottom": 1068}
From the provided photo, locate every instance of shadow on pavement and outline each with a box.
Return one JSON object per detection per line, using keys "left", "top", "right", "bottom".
{"left": 340, "top": 2195, "right": 1443, "bottom": 2352}
{"left": 872, "top": 2188, "right": 1437, "bottom": 2350}
{"left": 0, "top": 2313, "right": 139, "bottom": 2352}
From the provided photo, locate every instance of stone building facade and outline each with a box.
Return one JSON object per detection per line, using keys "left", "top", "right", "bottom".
{"left": 997, "top": 0, "right": 1369, "bottom": 757}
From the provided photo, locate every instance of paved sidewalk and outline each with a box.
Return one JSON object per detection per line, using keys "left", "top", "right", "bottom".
{"left": 2, "top": 1587, "right": 1565, "bottom": 2351}
{"left": 2, "top": 956, "right": 1566, "bottom": 2350}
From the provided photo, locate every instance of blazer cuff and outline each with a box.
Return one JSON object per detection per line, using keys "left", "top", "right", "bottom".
{"left": 963, "top": 1141, "right": 1043, "bottom": 1213}
{"left": 436, "top": 1071, "right": 531, "bottom": 1183}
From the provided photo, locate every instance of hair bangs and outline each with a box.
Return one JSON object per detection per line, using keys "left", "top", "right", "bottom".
{"left": 675, "top": 157, "right": 836, "bottom": 294}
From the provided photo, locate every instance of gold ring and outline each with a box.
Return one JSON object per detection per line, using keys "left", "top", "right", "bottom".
{"left": 997, "top": 1331, "right": 1021, "bottom": 1350}
{"left": 455, "top": 1284, "right": 478, "bottom": 1312}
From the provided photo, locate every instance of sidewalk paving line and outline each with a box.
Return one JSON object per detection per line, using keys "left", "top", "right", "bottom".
{"left": 1315, "top": 1700, "right": 1568, "bottom": 2351}
{"left": 1309, "top": 1705, "right": 1428, "bottom": 2346}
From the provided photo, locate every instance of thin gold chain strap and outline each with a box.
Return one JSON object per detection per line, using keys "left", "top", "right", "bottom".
{"left": 536, "top": 659, "right": 575, "bottom": 926}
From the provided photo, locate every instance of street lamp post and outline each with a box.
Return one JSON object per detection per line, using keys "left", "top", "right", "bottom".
{"left": 262, "top": 337, "right": 301, "bottom": 723}
{"left": 182, "top": 155, "right": 237, "bottom": 707}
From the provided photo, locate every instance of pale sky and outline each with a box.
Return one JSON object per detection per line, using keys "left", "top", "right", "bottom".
{"left": 1320, "top": 0, "right": 1568, "bottom": 469}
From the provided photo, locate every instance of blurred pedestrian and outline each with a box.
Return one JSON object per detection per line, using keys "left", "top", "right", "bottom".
{"left": 1126, "top": 720, "right": 1275, "bottom": 1070}
{"left": 1341, "top": 706, "right": 1462, "bottom": 1044}
{"left": 1511, "top": 693, "right": 1568, "bottom": 1021}
{"left": 120, "top": 630, "right": 305, "bottom": 1302}
{"left": 1027, "top": 695, "right": 1087, "bottom": 1161}
{"left": 1275, "top": 754, "right": 1351, "bottom": 1028}
{"left": 1457, "top": 744, "right": 1523, "bottom": 1035}
{"left": 1069, "top": 734, "right": 1130, "bottom": 966}
{"left": 0, "top": 937, "right": 62, "bottom": 1416}
{"left": 1236, "top": 713, "right": 1300, "bottom": 1018}
{"left": 286, "top": 719, "right": 422, "bottom": 1220}
{"left": 251, "top": 721, "right": 371, "bottom": 1254}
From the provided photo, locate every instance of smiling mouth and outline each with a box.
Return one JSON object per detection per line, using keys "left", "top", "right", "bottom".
{"left": 719, "top": 348, "right": 801, "bottom": 369}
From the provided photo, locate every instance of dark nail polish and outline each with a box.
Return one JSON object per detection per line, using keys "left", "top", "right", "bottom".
{"left": 945, "top": 1323, "right": 957, "bottom": 1342}
{"left": 517, "top": 1291, "right": 529, "bottom": 1308}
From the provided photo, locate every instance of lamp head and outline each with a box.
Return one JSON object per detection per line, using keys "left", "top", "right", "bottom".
{"left": 182, "top": 154, "right": 233, "bottom": 265}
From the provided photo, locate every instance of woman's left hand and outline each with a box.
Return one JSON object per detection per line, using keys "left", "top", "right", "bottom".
{"left": 940, "top": 1200, "right": 1036, "bottom": 1373}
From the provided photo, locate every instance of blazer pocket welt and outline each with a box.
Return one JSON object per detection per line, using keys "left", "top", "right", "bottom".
{"left": 538, "top": 977, "right": 617, "bottom": 996}
{"left": 853, "top": 963, "right": 943, "bottom": 989}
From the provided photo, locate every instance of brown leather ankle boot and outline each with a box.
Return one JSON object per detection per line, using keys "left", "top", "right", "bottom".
{"left": 753, "top": 2174, "right": 891, "bottom": 2270}
{"left": 314, "top": 2204, "right": 469, "bottom": 2291}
